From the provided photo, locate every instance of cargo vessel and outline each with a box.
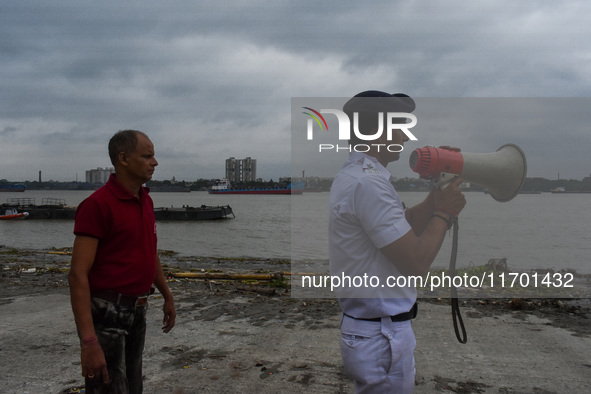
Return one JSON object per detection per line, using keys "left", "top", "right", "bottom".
{"left": 208, "top": 179, "right": 304, "bottom": 195}
{"left": 0, "top": 183, "right": 26, "bottom": 192}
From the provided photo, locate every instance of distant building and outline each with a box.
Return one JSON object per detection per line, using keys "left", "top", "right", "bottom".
{"left": 225, "top": 157, "right": 257, "bottom": 183}
{"left": 86, "top": 167, "right": 114, "bottom": 184}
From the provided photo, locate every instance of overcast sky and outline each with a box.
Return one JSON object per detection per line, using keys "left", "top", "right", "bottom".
{"left": 2, "top": 0, "right": 591, "bottom": 182}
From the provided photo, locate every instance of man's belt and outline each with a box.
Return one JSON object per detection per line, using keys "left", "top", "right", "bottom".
{"left": 344, "top": 302, "right": 418, "bottom": 322}
{"left": 91, "top": 290, "right": 150, "bottom": 307}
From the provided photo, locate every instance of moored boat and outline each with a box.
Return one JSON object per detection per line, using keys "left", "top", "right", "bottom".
{"left": 153, "top": 205, "right": 234, "bottom": 220}
{"left": 0, "top": 208, "right": 29, "bottom": 220}
{"left": 208, "top": 179, "right": 304, "bottom": 195}
{"left": 0, "top": 183, "right": 26, "bottom": 192}
{"left": 550, "top": 187, "right": 591, "bottom": 194}
{"left": 149, "top": 185, "right": 191, "bottom": 193}
{"left": 2, "top": 198, "right": 232, "bottom": 221}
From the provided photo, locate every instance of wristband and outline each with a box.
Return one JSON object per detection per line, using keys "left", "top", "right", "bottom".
{"left": 434, "top": 208, "right": 455, "bottom": 220}
{"left": 431, "top": 212, "right": 453, "bottom": 229}
{"left": 81, "top": 336, "right": 98, "bottom": 346}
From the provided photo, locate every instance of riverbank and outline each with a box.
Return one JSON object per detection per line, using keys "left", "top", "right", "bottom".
{"left": 0, "top": 247, "right": 590, "bottom": 393}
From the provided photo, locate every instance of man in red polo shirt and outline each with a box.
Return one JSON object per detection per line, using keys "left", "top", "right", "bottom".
{"left": 69, "top": 129, "right": 175, "bottom": 393}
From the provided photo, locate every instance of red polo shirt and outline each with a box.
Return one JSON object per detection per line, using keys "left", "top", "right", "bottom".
{"left": 74, "top": 174, "right": 157, "bottom": 296}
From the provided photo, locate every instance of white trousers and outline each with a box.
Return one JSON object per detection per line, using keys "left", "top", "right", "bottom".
{"left": 340, "top": 315, "right": 416, "bottom": 393}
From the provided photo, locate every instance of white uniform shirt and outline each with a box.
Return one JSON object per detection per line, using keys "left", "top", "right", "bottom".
{"left": 329, "top": 151, "right": 416, "bottom": 318}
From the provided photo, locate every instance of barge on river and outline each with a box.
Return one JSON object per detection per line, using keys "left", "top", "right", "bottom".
{"left": 1, "top": 198, "right": 233, "bottom": 221}
{"left": 208, "top": 179, "right": 304, "bottom": 195}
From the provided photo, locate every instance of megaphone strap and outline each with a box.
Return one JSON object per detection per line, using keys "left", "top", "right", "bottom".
{"left": 450, "top": 217, "right": 468, "bottom": 344}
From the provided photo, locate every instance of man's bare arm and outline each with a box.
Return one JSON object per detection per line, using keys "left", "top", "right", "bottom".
{"left": 153, "top": 254, "right": 176, "bottom": 333}
{"left": 68, "top": 235, "right": 109, "bottom": 383}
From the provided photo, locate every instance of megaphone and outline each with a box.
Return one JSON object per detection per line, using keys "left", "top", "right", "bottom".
{"left": 409, "top": 144, "right": 527, "bottom": 202}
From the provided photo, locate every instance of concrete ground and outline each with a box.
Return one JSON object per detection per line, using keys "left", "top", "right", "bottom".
{"left": 0, "top": 249, "right": 589, "bottom": 393}
{"left": 0, "top": 290, "right": 590, "bottom": 393}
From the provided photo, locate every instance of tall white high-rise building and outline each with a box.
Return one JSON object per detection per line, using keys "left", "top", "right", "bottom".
{"left": 86, "top": 167, "right": 114, "bottom": 184}
{"left": 225, "top": 157, "right": 256, "bottom": 182}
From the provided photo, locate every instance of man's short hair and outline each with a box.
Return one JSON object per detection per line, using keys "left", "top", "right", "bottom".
{"left": 108, "top": 129, "right": 147, "bottom": 166}
{"left": 343, "top": 91, "right": 415, "bottom": 146}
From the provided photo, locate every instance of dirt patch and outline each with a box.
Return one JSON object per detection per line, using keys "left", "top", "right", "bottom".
{"left": 433, "top": 375, "right": 492, "bottom": 393}
{"left": 1, "top": 247, "right": 588, "bottom": 337}
{"left": 455, "top": 298, "right": 591, "bottom": 337}
{"left": 2, "top": 247, "right": 590, "bottom": 393}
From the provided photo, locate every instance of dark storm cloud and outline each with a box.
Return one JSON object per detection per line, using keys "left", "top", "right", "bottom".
{"left": 2, "top": 0, "right": 591, "bottom": 181}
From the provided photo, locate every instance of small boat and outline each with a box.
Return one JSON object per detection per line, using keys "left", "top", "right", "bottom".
{"left": 550, "top": 187, "right": 591, "bottom": 194}
{"left": 208, "top": 179, "right": 304, "bottom": 195}
{"left": 0, "top": 208, "right": 29, "bottom": 220}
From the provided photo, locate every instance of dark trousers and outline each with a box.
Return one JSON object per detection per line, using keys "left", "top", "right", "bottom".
{"left": 85, "top": 297, "right": 147, "bottom": 394}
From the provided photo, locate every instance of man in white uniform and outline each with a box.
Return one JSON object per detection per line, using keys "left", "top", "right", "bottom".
{"left": 329, "top": 91, "right": 466, "bottom": 393}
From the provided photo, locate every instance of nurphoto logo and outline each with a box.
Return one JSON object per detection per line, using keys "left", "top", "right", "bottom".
{"left": 302, "top": 107, "right": 418, "bottom": 153}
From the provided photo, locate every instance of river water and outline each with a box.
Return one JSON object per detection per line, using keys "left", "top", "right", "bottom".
{"left": 1, "top": 189, "right": 590, "bottom": 274}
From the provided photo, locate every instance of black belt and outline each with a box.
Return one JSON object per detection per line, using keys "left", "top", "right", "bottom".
{"left": 344, "top": 303, "right": 418, "bottom": 322}
{"left": 92, "top": 290, "right": 151, "bottom": 308}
